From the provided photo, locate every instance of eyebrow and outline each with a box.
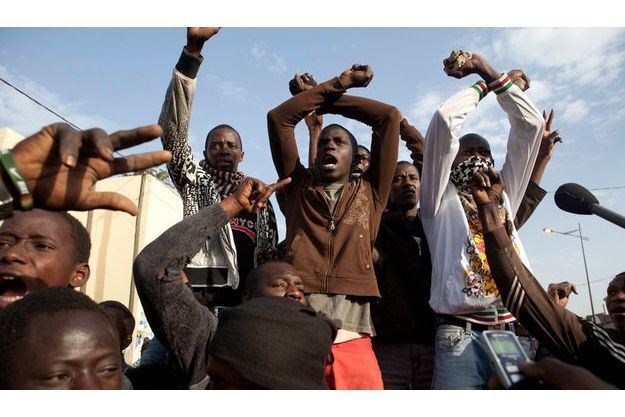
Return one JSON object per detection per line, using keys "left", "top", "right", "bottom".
{"left": 0, "top": 232, "right": 55, "bottom": 241}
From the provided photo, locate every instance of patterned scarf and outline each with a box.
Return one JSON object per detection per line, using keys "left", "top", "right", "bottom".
{"left": 201, "top": 161, "right": 246, "bottom": 198}
{"left": 199, "top": 160, "right": 275, "bottom": 265}
{"left": 450, "top": 155, "right": 493, "bottom": 194}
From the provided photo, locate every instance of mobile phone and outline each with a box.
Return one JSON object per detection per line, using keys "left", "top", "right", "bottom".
{"left": 481, "top": 330, "right": 529, "bottom": 388}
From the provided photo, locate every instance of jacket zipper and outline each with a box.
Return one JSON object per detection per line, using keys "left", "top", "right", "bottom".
{"left": 320, "top": 187, "right": 346, "bottom": 293}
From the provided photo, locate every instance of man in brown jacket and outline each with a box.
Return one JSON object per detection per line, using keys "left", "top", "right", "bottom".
{"left": 267, "top": 65, "right": 400, "bottom": 389}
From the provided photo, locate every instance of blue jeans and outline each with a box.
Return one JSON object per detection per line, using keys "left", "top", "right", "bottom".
{"left": 431, "top": 324, "right": 494, "bottom": 389}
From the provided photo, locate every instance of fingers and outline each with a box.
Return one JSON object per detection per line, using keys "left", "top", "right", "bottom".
{"left": 518, "top": 361, "right": 546, "bottom": 380}
{"left": 110, "top": 150, "right": 172, "bottom": 176}
{"left": 545, "top": 130, "right": 561, "bottom": 144}
{"left": 83, "top": 128, "right": 114, "bottom": 162}
{"left": 55, "top": 123, "right": 84, "bottom": 168}
{"left": 546, "top": 109, "right": 555, "bottom": 131}
{"left": 571, "top": 284, "right": 578, "bottom": 295}
{"left": 81, "top": 191, "right": 139, "bottom": 216}
{"left": 270, "top": 177, "right": 292, "bottom": 192}
{"left": 109, "top": 124, "right": 163, "bottom": 151}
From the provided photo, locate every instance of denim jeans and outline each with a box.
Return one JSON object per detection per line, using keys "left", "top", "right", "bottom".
{"left": 431, "top": 324, "right": 494, "bottom": 389}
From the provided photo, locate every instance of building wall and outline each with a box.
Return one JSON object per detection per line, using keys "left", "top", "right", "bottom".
{"left": 1, "top": 126, "right": 184, "bottom": 364}
{"left": 74, "top": 174, "right": 183, "bottom": 364}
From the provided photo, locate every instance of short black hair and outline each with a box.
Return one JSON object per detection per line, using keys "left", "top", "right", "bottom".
{"left": 58, "top": 212, "right": 91, "bottom": 263}
{"left": 99, "top": 300, "right": 135, "bottom": 337}
{"left": 0, "top": 288, "right": 115, "bottom": 388}
{"left": 318, "top": 123, "right": 359, "bottom": 173}
{"left": 357, "top": 145, "right": 371, "bottom": 157}
{"left": 244, "top": 261, "right": 293, "bottom": 293}
{"left": 204, "top": 124, "right": 243, "bottom": 151}
{"left": 396, "top": 160, "right": 421, "bottom": 177}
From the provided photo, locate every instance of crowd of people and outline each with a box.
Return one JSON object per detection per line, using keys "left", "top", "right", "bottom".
{"left": 0, "top": 27, "right": 623, "bottom": 390}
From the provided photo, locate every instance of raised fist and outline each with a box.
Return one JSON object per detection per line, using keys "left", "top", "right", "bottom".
{"left": 443, "top": 50, "right": 481, "bottom": 79}
{"left": 289, "top": 73, "right": 317, "bottom": 96}
{"left": 338, "top": 64, "right": 374, "bottom": 89}
{"left": 508, "top": 69, "right": 530, "bottom": 91}
{"left": 187, "top": 27, "right": 221, "bottom": 43}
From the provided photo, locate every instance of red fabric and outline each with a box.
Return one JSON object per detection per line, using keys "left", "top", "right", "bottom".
{"left": 325, "top": 336, "right": 384, "bottom": 390}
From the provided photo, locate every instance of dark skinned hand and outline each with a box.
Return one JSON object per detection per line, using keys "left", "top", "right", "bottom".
{"left": 469, "top": 166, "right": 505, "bottom": 206}
{"left": 547, "top": 281, "right": 578, "bottom": 308}
{"left": 338, "top": 64, "right": 374, "bottom": 89}
{"left": 11, "top": 123, "right": 172, "bottom": 216}
{"left": 222, "top": 177, "right": 292, "bottom": 217}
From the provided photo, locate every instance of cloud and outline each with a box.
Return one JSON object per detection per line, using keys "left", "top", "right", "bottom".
{"left": 409, "top": 91, "right": 444, "bottom": 129}
{"left": 0, "top": 65, "right": 113, "bottom": 136}
{"left": 250, "top": 45, "right": 287, "bottom": 75}
{"left": 488, "top": 28, "right": 625, "bottom": 87}
{"left": 559, "top": 99, "right": 589, "bottom": 124}
{"left": 216, "top": 80, "right": 248, "bottom": 102}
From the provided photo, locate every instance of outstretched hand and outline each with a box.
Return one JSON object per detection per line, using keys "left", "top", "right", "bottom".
{"left": 547, "top": 281, "right": 578, "bottom": 307}
{"left": 225, "top": 177, "right": 292, "bottom": 216}
{"left": 338, "top": 64, "right": 374, "bottom": 89}
{"left": 11, "top": 123, "right": 172, "bottom": 215}
{"left": 540, "top": 109, "right": 562, "bottom": 160}
{"left": 469, "top": 166, "right": 504, "bottom": 205}
{"left": 519, "top": 357, "right": 616, "bottom": 389}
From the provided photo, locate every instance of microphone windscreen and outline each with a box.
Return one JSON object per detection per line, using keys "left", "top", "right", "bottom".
{"left": 554, "top": 183, "right": 599, "bottom": 215}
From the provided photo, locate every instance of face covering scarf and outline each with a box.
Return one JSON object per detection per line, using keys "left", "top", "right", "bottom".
{"left": 450, "top": 155, "right": 494, "bottom": 195}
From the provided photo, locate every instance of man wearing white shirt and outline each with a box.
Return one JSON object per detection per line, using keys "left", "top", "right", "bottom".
{"left": 420, "top": 51, "right": 545, "bottom": 389}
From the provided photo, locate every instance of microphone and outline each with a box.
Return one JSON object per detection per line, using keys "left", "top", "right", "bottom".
{"left": 555, "top": 183, "right": 625, "bottom": 229}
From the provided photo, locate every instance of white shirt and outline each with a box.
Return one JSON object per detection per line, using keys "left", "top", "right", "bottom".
{"left": 421, "top": 84, "right": 545, "bottom": 317}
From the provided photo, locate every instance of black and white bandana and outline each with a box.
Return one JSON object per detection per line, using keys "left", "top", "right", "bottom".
{"left": 450, "top": 155, "right": 494, "bottom": 194}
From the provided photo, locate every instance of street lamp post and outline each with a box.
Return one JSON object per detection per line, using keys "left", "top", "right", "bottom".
{"left": 543, "top": 223, "right": 596, "bottom": 322}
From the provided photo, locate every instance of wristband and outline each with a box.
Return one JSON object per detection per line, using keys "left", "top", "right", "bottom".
{"left": 471, "top": 81, "right": 488, "bottom": 100}
{"left": 0, "top": 149, "right": 33, "bottom": 210}
{"left": 487, "top": 73, "right": 513, "bottom": 95}
{"left": 0, "top": 175, "right": 14, "bottom": 219}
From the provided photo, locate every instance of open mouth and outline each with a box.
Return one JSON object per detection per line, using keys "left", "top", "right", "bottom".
{"left": 0, "top": 276, "right": 28, "bottom": 308}
{"left": 322, "top": 155, "right": 338, "bottom": 169}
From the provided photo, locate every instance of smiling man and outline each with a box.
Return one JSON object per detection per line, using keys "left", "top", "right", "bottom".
{"left": 0, "top": 209, "right": 91, "bottom": 309}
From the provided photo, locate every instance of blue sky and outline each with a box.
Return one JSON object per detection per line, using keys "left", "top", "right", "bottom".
{"left": 1, "top": 27, "right": 624, "bottom": 318}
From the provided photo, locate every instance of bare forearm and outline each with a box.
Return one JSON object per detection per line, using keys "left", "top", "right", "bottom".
{"left": 530, "top": 155, "right": 549, "bottom": 184}
{"left": 307, "top": 126, "right": 320, "bottom": 168}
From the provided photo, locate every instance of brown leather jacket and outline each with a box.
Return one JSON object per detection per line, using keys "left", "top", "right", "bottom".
{"left": 267, "top": 77, "right": 400, "bottom": 297}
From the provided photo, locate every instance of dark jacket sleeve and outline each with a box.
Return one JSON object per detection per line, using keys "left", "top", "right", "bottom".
{"left": 399, "top": 118, "right": 424, "bottom": 171}
{"left": 481, "top": 202, "right": 625, "bottom": 387}
{"left": 319, "top": 94, "right": 401, "bottom": 206}
{"left": 133, "top": 203, "right": 228, "bottom": 388}
{"left": 267, "top": 77, "right": 346, "bottom": 180}
{"left": 513, "top": 181, "right": 547, "bottom": 230}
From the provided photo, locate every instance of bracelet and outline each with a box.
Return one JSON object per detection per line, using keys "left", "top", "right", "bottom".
{"left": 471, "top": 81, "right": 488, "bottom": 100}
{"left": 0, "top": 174, "right": 14, "bottom": 219}
{"left": 487, "top": 73, "right": 513, "bottom": 95}
{"left": 0, "top": 149, "right": 33, "bottom": 210}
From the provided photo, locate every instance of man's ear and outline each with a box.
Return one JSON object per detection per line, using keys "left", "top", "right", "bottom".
{"left": 69, "top": 263, "right": 90, "bottom": 288}
{"left": 242, "top": 289, "right": 252, "bottom": 302}
{"left": 203, "top": 149, "right": 208, "bottom": 160}
{"left": 238, "top": 151, "right": 245, "bottom": 163}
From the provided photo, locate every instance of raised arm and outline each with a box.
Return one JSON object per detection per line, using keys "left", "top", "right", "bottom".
{"left": 288, "top": 73, "right": 323, "bottom": 168}
{"left": 420, "top": 51, "right": 500, "bottom": 218}
{"left": 470, "top": 169, "right": 625, "bottom": 384}
{"left": 133, "top": 176, "right": 289, "bottom": 386}
{"left": 399, "top": 117, "right": 425, "bottom": 170}
{"left": 267, "top": 64, "right": 374, "bottom": 180}
{"left": 158, "top": 27, "right": 220, "bottom": 189}
{"left": 318, "top": 91, "right": 401, "bottom": 204}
